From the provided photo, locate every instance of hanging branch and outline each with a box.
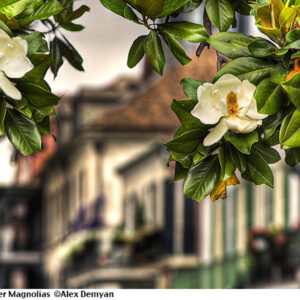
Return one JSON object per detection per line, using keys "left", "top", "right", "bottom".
{"left": 196, "top": 8, "right": 230, "bottom": 70}
{"left": 196, "top": 9, "right": 211, "bottom": 57}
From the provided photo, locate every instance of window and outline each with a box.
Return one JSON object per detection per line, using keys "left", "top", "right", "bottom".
{"left": 147, "top": 183, "right": 157, "bottom": 226}
{"left": 79, "top": 170, "right": 86, "bottom": 206}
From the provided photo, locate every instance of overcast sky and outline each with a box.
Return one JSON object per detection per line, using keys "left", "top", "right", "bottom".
{"left": 46, "top": 0, "right": 148, "bottom": 94}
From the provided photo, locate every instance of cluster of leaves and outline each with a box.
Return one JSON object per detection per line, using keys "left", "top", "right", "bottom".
{"left": 100, "top": 0, "right": 250, "bottom": 75}
{"left": 0, "top": 0, "right": 89, "bottom": 155}
{"left": 100, "top": 0, "right": 300, "bottom": 202}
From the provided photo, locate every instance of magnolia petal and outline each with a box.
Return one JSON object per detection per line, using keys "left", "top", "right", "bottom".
{"left": 237, "top": 79, "right": 256, "bottom": 113}
{"left": 11, "top": 37, "right": 28, "bottom": 57}
{"left": 203, "top": 119, "right": 228, "bottom": 146}
{"left": 0, "top": 36, "right": 10, "bottom": 55}
{"left": 3, "top": 56, "right": 33, "bottom": 78}
{"left": 246, "top": 98, "right": 268, "bottom": 120}
{"left": 0, "top": 29, "right": 10, "bottom": 39}
{"left": 213, "top": 74, "right": 242, "bottom": 94}
{"left": 224, "top": 115, "right": 261, "bottom": 133}
{"left": 193, "top": 83, "right": 223, "bottom": 124}
{"left": 212, "top": 74, "right": 242, "bottom": 116}
{"left": 0, "top": 72, "right": 21, "bottom": 100}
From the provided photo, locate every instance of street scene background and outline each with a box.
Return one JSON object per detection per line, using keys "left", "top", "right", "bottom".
{"left": 0, "top": 0, "right": 299, "bottom": 289}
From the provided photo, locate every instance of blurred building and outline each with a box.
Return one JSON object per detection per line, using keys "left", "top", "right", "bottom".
{"left": 0, "top": 187, "right": 43, "bottom": 288}
{"left": 9, "top": 47, "right": 300, "bottom": 289}
{"left": 41, "top": 50, "right": 217, "bottom": 288}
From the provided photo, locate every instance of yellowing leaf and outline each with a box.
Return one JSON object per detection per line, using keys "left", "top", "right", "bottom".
{"left": 210, "top": 173, "right": 240, "bottom": 202}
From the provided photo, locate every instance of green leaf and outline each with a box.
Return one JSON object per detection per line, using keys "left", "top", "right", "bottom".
{"left": 205, "top": 0, "right": 234, "bottom": 32}
{"left": 158, "top": 22, "right": 208, "bottom": 43}
{"left": 248, "top": 39, "right": 278, "bottom": 57}
{"left": 263, "top": 110, "right": 288, "bottom": 139}
{"left": 0, "top": 98, "right": 6, "bottom": 136}
{"left": 0, "top": 0, "right": 28, "bottom": 19}
{"left": 50, "top": 37, "right": 63, "bottom": 78}
{"left": 156, "top": 0, "right": 190, "bottom": 17}
{"left": 123, "top": 6, "right": 140, "bottom": 23}
{"left": 174, "top": 0, "right": 203, "bottom": 14}
{"left": 22, "top": 53, "right": 53, "bottom": 84}
{"left": 208, "top": 32, "right": 255, "bottom": 59}
{"left": 17, "top": 0, "right": 63, "bottom": 26}
{"left": 279, "top": 107, "right": 300, "bottom": 149}
{"left": 63, "top": 5, "right": 90, "bottom": 23}
{"left": 18, "top": 83, "right": 60, "bottom": 107}
{"left": 32, "top": 105, "right": 55, "bottom": 123}
{"left": 252, "top": 142, "right": 280, "bottom": 164}
{"left": 242, "top": 152, "right": 274, "bottom": 188}
{"left": 282, "top": 72, "right": 300, "bottom": 107}
{"left": 224, "top": 131, "right": 259, "bottom": 154}
{"left": 0, "top": 19, "right": 12, "bottom": 36}
{"left": 173, "top": 162, "right": 188, "bottom": 182}
{"left": 219, "top": 145, "right": 235, "bottom": 181}
{"left": 285, "top": 148, "right": 300, "bottom": 167}
{"left": 37, "top": 115, "right": 50, "bottom": 135}
{"left": 0, "top": 0, "right": 23, "bottom": 9}
{"left": 180, "top": 78, "right": 205, "bottom": 101}
{"left": 100, "top": 0, "right": 127, "bottom": 16}
{"left": 171, "top": 99, "right": 202, "bottom": 129}
{"left": 59, "top": 35, "right": 84, "bottom": 72}
{"left": 170, "top": 151, "right": 193, "bottom": 168}
{"left": 144, "top": 30, "right": 165, "bottom": 75}
{"left": 62, "top": 22, "right": 84, "bottom": 32}
{"left": 21, "top": 32, "right": 45, "bottom": 58}
{"left": 131, "top": 0, "right": 164, "bottom": 16}
{"left": 127, "top": 35, "right": 147, "bottom": 68}
{"left": 160, "top": 30, "right": 191, "bottom": 65}
{"left": 166, "top": 128, "right": 206, "bottom": 153}
{"left": 5, "top": 109, "right": 41, "bottom": 156}
{"left": 228, "top": 144, "right": 247, "bottom": 173}
{"left": 270, "top": 63, "right": 291, "bottom": 84}
{"left": 214, "top": 57, "right": 274, "bottom": 85}
{"left": 193, "top": 152, "right": 207, "bottom": 164}
{"left": 184, "top": 155, "right": 220, "bottom": 202}
{"left": 282, "top": 29, "right": 300, "bottom": 50}
{"left": 254, "top": 78, "right": 284, "bottom": 114}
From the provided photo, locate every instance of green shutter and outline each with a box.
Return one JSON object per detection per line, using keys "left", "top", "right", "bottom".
{"left": 284, "top": 170, "right": 289, "bottom": 228}
{"left": 246, "top": 182, "right": 253, "bottom": 229}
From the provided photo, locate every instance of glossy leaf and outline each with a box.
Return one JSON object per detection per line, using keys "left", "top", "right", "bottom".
{"left": 127, "top": 35, "right": 147, "bottom": 68}
{"left": 5, "top": 109, "right": 41, "bottom": 156}
{"left": 214, "top": 57, "right": 274, "bottom": 85}
{"left": 165, "top": 128, "right": 206, "bottom": 154}
{"left": 160, "top": 30, "right": 191, "bottom": 65}
{"left": 279, "top": 108, "right": 300, "bottom": 149}
{"left": 205, "top": 0, "right": 234, "bottom": 32}
{"left": 209, "top": 32, "right": 255, "bottom": 59}
{"left": 171, "top": 99, "right": 202, "bottom": 129}
{"left": 254, "top": 78, "right": 284, "bottom": 114}
{"left": 184, "top": 155, "right": 220, "bottom": 202}
{"left": 144, "top": 30, "right": 165, "bottom": 75}
{"left": 158, "top": 22, "right": 208, "bottom": 43}
{"left": 224, "top": 131, "right": 259, "bottom": 155}
{"left": 219, "top": 145, "right": 235, "bottom": 181}
{"left": 282, "top": 72, "right": 300, "bottom": 107}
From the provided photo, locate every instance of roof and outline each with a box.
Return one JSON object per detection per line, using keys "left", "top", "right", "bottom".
{"left": 88, "top": 48, "right": 217, "bottom": 133}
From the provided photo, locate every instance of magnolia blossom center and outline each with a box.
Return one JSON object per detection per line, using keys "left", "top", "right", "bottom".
{"left": 226, "top": 91, "right": 239, "bottom": 116}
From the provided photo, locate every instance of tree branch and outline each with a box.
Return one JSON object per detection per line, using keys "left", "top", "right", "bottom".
{"left": 196, "top": 8, "right": 230, "bottom": 70}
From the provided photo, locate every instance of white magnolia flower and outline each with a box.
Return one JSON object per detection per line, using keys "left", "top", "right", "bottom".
{"left": 191, "top": 74, "right": 267, "bottom": 146}
{"left": 0, "top": 29, "right": 33, "bottom": 100}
